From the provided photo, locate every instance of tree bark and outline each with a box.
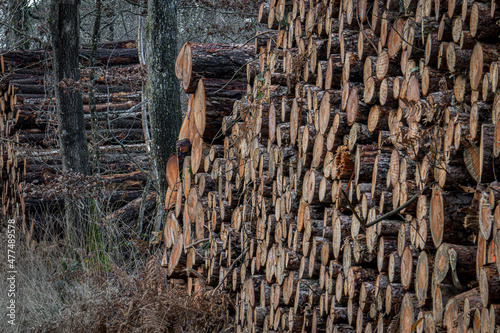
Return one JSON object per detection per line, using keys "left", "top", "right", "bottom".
{"left": 146, "top": 0, "right": 182, "bottom": 231}
{"left": 50, "top": 0, "right": 90, "bottom": 251}
{"left": 89, "top": 0, "right": 103, "bottom": 176}
{"left": 9, "top": 0, "right": 29, "bottom": 49}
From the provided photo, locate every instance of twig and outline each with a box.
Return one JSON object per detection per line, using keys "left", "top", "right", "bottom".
{"left": 0, "top": 137, "right": 25, "bottom": 146}
{"left": 355, "top": 5, "right": 379, "bottom": 56}
{"left": 185, "top": 238, "right": 210, "bottom": 249}
{"left": 365, "top": 182, "right": 436, "bottom": 228}
{"left": 212, "top": 49, "right": 267, "bottom": 95}
{"left": 242, "top": 30, "right": 279, "bottom": 46}
{"left": 136, "top": 175, "right": 152, "bottom": 234}
{"left": 339, "top": 186, "right": 365, "bottom": 227}
{"left": 106, "top": 112, "right": 157, "bottom": 193}
{"left": 212, "top": 247, "right": 249, "bottom": 294}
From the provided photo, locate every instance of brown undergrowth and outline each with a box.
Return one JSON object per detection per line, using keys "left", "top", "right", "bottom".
{"left": 34, "top": 256, "right": 232, "bottom": 333}
{"left": 0, "top": 216, "right": 233, "bottom": 333}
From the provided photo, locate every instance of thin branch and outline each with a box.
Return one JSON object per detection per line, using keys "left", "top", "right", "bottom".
{"left": 339, "top": 185, "right": 365, "bottom": 227}
{"left": 120, "top": 0, "right": 147, "bottom": 8}
{"left": 365, "top": 182, "right": 436, "bottom": 228}
{"left": 106, "top": 111, "right": 157, "bottom": 193}
{"left": 212, "top": 49, "right": 267, "bottom": 95}
{"left": 179, "top": 4, "right": 258, "bottom": 17}
{"left": 185, "top": 238, "right": 210, "bottom": 249}
{"left": 212, "top": 247, "right": 249, "bottom": 294}
{"left": 0, "top": 137, "right": 25, "bottom": 146}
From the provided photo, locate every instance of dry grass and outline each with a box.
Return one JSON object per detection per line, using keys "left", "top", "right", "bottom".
{"left": 0, "top": 210, "right": 232, "bottom": 333}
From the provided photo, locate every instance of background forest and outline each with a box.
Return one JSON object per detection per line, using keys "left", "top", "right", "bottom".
{"left": 0, "top": 0, "right": 264, "bottom": 332}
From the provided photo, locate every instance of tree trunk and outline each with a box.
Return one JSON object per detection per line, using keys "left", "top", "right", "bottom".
{"left": 146, "top": 0, "right": 182, "bottom": 231}
{"left": 89, "top": 0, "right": 103, "bottom": 176}
{"left": 50, "top": 0, "right": 90, "bottom": 252}
{"left": 9, "top": 0, "right": 29, "bottom": 49}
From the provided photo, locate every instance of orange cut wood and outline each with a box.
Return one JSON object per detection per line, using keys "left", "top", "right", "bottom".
{"left": 166, "top": 155, "right": 179, "bottom": 189}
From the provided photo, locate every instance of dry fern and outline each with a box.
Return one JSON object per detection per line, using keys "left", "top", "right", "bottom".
{"left": 33, "top": 254, "right": 232, "bottom": 333}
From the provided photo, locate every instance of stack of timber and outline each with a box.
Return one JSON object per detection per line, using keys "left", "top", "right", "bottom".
{"left": 163, "top": 0, "right": 500, "bottom": 331}
{"left": 0, "top": 65, "right": 23, "bottom": 219}
{"left": 0, "top": 41, "right": 151, "bottom": 222}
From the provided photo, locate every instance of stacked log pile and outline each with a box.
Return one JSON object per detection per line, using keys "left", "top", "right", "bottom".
{"left": 163, "top": 0, "right": 500, "bottom": 331}
{"left": 0, "top": 41, "right": 151, "bottom": 221}
{"left": 0, "top": 65, "right": 23, "bottom": 219}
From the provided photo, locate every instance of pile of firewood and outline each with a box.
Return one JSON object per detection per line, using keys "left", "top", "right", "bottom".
{"left": 163, "top": 0, "right": 500, "bottom": 331}
{"left": 0, "top": 65, "right": 23, "bottom": 219}
{"left": 164, "top": 0, "right": 500, "bottom": 331}
{"left": 0, "top": 41, "right": 152, "bottom": 224}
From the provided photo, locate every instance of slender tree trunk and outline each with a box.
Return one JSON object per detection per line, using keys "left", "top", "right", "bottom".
{"left": 108, "top": 8, "right": 115, "bottom": 41}
{"left": 9, "top": 0, "right": 29, "bottom": 49}
{"left": 50, "top": 0, "right": 90, "bottom": 253}
{"left": 146, "top": 0, "right": 181, "bottom": 231}
{"left": 89, "top": 0, "right": 102, "bottom": 176}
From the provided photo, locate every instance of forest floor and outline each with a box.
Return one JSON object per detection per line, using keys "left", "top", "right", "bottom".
{"left": 0, "top": 215, "right": 233, "bottom": 333}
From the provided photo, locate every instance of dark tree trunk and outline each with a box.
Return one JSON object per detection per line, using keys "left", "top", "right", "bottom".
{"left": 9, "top": 0, "right": 29, "bottom": 49}
{"left": 89, "top": 0, "right": 103, "bottom": 176}
{"left": 146, "top": 0, "right": 182, "bottom": 230}
{"left": 50, "top": 0, "right": 90, "bottom": 252}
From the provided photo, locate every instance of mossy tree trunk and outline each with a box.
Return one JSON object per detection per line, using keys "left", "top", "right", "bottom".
{"left": 50, "top": 0, "right": 90, "bottom": 253}
{"left": 146, "top": 0, "right": 182, "bottom": 230}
